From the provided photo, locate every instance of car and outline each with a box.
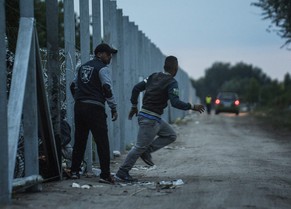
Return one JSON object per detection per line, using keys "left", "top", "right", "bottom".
{"left": 214, "top": 92, "right": 240, "bottom": 115}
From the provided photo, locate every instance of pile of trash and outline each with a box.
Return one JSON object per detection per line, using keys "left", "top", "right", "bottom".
{"left": 70, "top": 179, "right": 184, "bottom": 191}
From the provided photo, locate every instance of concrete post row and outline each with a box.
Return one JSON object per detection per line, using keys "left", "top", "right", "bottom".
{"left": 93, "top": 2, "right": 198, "bottom": 152}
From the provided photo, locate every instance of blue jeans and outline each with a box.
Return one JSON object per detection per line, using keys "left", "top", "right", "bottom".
{"left": 119, "top": 115, "right": 177, "bottom": 173}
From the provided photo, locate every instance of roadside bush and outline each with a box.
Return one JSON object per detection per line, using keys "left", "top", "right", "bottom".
{"left": 253, "top": 107, "right": 291, "bottom": 132}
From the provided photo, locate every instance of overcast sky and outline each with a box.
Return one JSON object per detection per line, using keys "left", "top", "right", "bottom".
{"left": 74, "top": 0, "right": 290, "bottom": 81}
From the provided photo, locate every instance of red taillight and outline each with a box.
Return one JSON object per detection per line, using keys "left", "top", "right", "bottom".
{"left": 234, "top": 100, "right": 240, "bottom": 106}
{"left": 215, "top": 99, "right": 220, "bottom": 104}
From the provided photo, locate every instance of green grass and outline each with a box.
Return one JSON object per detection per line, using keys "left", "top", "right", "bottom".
{"left": 252, "top": 107, "right": 291, "bottom": 132}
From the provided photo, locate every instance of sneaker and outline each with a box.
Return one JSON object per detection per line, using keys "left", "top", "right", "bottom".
{"left": 70, "top": 171, "right": 80, "bottom": 179}
{"left": 99, "top": 176, "right": 115, "bottom": 185}
{"left": 115, "top": 170, "right": 138, "bottom": 183}
{"left": 140, "top": 152, "right": 155, "bottom": 166}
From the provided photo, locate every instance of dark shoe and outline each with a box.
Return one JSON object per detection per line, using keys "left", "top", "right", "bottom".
{"left": 99, "top": 176, "right": 115, "bottom": 185}
{"left": 70, "top": 171, "right": 80, "bottom": 179}
{"left": 140, "top": 152, "right": 155, "bottom": 166}
{"left": 115, "top": 170, "right": 138, "bottom": 183}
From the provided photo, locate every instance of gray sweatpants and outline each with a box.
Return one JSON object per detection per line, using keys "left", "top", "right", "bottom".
{"left": 119, "top": 115, "right": 177, "bottom": 173}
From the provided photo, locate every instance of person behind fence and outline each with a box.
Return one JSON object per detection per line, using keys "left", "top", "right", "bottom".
{"left": 70, "top": 43, "right": 118, "bottom": 184}
{"left": 205, "top": 94, "right": 212, "bottom": 114}
{"left": 115, "top": 55, "right": 205, "bottom": 182}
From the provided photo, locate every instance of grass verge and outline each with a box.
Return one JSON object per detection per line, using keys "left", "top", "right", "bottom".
{"left": 252, "top": 107, "right": 291, "bottom": 133}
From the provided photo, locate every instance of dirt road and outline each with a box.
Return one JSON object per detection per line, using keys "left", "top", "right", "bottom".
{"left": 4, "top": 112, "right": 291, "bottom": 209}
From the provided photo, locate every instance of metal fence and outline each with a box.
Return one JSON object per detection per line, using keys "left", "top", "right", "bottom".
{"left": 0, "top": 0, "right": 199, "bottom": 203}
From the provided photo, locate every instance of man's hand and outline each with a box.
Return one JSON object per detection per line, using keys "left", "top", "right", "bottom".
{"left": 128, "top": 106, "right": 138, "bottom": 120}
{"left": 111, "top": 109, "right": 118, "bottom": 121}
{"left": 192, "top": 104, "right": 205, "bottom": 113}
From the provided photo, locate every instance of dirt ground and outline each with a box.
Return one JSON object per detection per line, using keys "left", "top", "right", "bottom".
{"left": 3, "top": 112, "right": 291, "bottom": 209}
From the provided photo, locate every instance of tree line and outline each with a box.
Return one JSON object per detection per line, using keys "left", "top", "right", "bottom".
{"left": 191, "top": 62, "right": 291, "bottom": 109}
{"left": 192, "top": 0, "right": 291, "bottom": 110}
{"left": 252, "top": 0, "right": 291, "bottom": 49}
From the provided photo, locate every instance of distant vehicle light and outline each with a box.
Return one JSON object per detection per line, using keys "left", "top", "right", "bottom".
{"left": 215, "top": 92, "right": 240, "bottom": 115}
{"left": 234, "top": 100, "right": 240, "bottom": 106}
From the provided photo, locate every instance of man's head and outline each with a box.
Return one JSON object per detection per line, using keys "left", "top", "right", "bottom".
{"left": 94, "top": 43, "right": 118, "bottom": 64}
{"left": 164, "top": 56, "right": 178, "bottom": 77}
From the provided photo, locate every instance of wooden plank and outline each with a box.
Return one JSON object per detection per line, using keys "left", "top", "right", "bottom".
{"left": 35, "top": 33, "right": 61, "bottom": 180}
